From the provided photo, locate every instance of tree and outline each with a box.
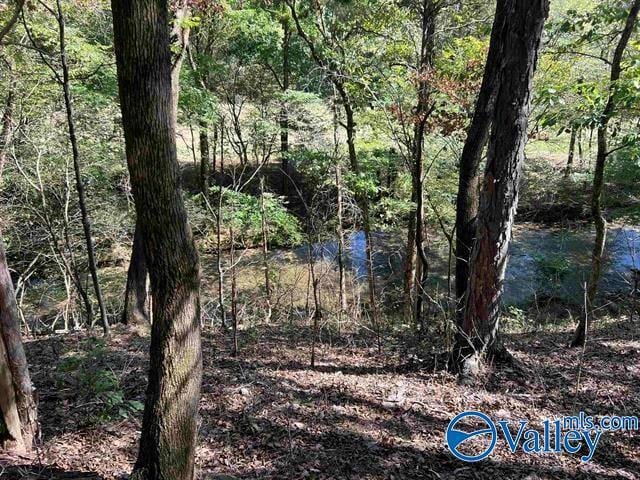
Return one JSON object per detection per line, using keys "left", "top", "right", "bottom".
{"left": 122, "top": 0, "right": 194, "bottom": 326}
{"left": 454, "top": 0, "right": 549, "bottom": 378}
{"left": 454, "top": 0, "right": 509, "bottom": 320}
{"left": 23, "top": 0, "right": 110, "bottom": 334}
{"left": 122, "top": 225, "right": 148, "bottom": 325}
{"left": 286, "top": 0, "right": 384, "bottom": 331}
{"left": 409, "top": 0, "right": 440, "bottom": 327}
{"left": 0, "top": 54, "right": 38, "bottom": 454}
{"left": 572, "top": 0, "right": 640, "bottom": 347}
{"left": 111, "top": 0, "right": 203, "bottom": 478}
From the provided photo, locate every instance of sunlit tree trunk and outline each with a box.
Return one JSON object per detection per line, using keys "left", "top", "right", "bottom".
{"left": 455, "top": 0, "right": 549, "bottom": 378}
{"left": 111, "top": 0, "right": 202, "bottom": 478}
{"left": 260, "top": 177, "right": 272, "bottom": 319}
{"left": 454, "top": 0, "right": 509, "bottom": 321}
{"left": 122, "top": 0, "right": 190, "bottom": 327}
{"left": 0, "top": 80, "right": 38, "bottom": 453}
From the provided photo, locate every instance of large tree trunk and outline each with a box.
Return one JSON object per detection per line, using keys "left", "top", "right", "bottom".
{"left": 55, "top": 0, "right": 109, "bottom": 334}
{"left": 122, "top": 225, "right": 148, "bottom": 325}
{"left": 0, "top": 237, "right": 38, "bottom": 452}
{"left": 122, "top": 0, "right": 191, "bottom": 326}
{"left": 111, "top": 1, "right": 202, "bottom": 478}
{"left": 0, "top": 71, "right": 38, "bottom": 454}
{"left": 455, "top": 0, "right": 549, "bottom": 377}
{"left": 572, "top": 0, "right": 640, "bottom": 347}
{"left": 454, "top": 1, "right": 509, "bottom": 319}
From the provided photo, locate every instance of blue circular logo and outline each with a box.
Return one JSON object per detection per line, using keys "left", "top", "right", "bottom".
{"left": 446, "top": 411, "right": 497, "bottom": 462}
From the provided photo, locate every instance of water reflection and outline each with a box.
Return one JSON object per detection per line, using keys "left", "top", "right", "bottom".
{"left": 293, "top": 226, "right": 640, "bottom": 306}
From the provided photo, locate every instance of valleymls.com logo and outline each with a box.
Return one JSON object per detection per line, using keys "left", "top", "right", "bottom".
{"left": 445, "top": 411, "right": 639, "bottom": 462}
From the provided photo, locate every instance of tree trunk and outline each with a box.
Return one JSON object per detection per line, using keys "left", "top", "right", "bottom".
{"left": 454, "top": 0, "right": 510, "bottom": 319}
{"left": 260, "top": 177, "right": 272, "bottom": 319}
{"left": 332, "top": 96, "right": 347, "bottom": 323}
{"left": 170, "top": 0, "right": 190, "bottom": 116}
{"left": 199, "top": 121, "right": 210, "bottom": 195}
{"left": 212, "top": 125, "right": 218, "bottom": 175}
{"left": 572, "top": 0, "right": 640, "bottom": 347}
{"left": 0, "top": 0, "right": 25, "bottom": 44}
{"left": 111, "top": 0, "right": 203, "bottom": 478}
{"left": 216, "top": 188, "right": 226, "bottom": 329}
{"left": 402, "top": 198, "right": 417, "bottom": 322}
{"left": 287, "top": 2, "right": 379, "bottom": 338}
{"left": 578, "top": 128, "right": 584, "bottom": 165}
{"left": 220, "top": 120, "right": 225, "bottom": 173}
{"left": 56, "top": 0, "right": 109, "bottom": 335}
{"left": 122, "top": 0, "right": 191, "bottom": 328}
{"left": 566, "top": 124, "right": 577, "bottom": 172}
{"left": 280, "top": 15, "right": 291, "bottom": 192}
{"left": 335, "top": 163, "right": 347, "bottom": 321}
{"left": 122, "top": 225, "right": 148, "bottom": 325}
{"left": 411, "top": 0, "right": 438, "bottom": 327}
{"left": 0, "top": 236, "right": 38, "bottom": 452}
{"left": 455, "top": 0, "right": 549, "bottom": 377}
{"left": 336, "top": 84, "right": 379, "bottom": 338}
{"left": 0, "top": 86, "right": 38, "bottom": 452}
{"left": 229, "top": 223, "right": 238, "bottom": 356}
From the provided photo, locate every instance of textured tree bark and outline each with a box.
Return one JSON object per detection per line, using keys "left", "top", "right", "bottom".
{"left": 55, "top": 0, "right": 109, "bottom": 334}
{"left": 111, "top": 0, "right": 202, "bottom": 478}
{"left": 455, "top": 0, "right": 549, "bottom": 377}
{"left": 122, "top": 0, "right": 191, "bottom": 327}
{"left": 454, "top": 1, "right": 509, "bottom": 318}
{"left": 170, "top": 0, "right": 190, "bottom": 115}
{"left": 573, "top": 0, "right": 640, "bottom": 347}
{"left": 0, "top": 75, "right": 38, "bottom": 454}
{"left": 122, "top": 226, "right": 148, "bottom": 325}
{"left": 0, "top": 236, "right": 38, "bottom": 452}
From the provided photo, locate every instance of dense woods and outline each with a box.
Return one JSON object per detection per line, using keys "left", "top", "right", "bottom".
{"left": 1, "top": 0, "right": 639, "bottom": 478}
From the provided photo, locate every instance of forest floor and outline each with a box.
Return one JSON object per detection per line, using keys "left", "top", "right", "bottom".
{"left": 0, "top": 315, "right": 639, "bottom": 479}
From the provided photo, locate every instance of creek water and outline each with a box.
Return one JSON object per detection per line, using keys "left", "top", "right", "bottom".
{"left": 291, "top": 225, "right": 640, "bottom": 307}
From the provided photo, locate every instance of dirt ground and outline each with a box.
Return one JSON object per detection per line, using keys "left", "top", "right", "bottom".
{"left": 1, "top": 318, "right": 638, "bottom": 480}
